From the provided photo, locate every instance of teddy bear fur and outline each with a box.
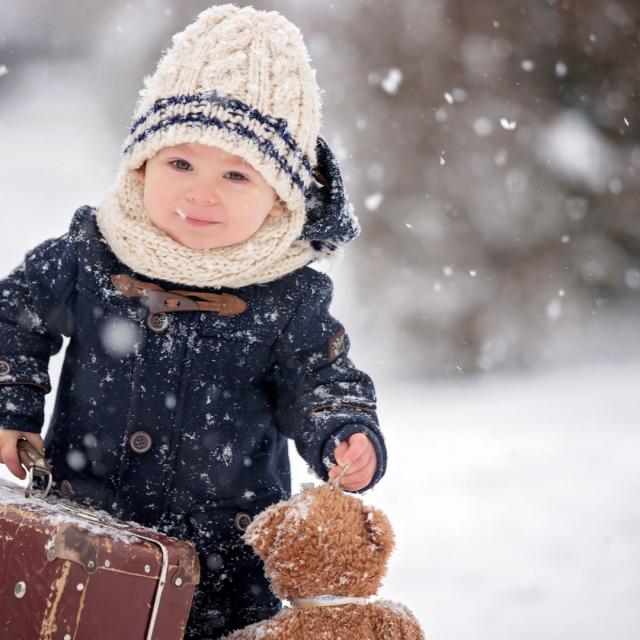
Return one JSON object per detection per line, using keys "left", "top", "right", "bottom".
{"left": 223, "top": 484, "right": 424, "bottom": 639}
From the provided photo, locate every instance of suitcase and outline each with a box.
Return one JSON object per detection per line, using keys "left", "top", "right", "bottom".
{"left": 0, "top": 438, "right": 200, "bottom": 639}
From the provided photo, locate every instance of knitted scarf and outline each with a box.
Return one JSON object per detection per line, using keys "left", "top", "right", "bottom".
{"left": 96, "top": 167, "right": 315, "bottom": 289}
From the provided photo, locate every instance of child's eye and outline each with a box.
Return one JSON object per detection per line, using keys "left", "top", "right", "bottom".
{"left": 225, "top": 171, "right": 249, "bottom": 182}
{"left": 169, "top": 159, "right": 192, "bottom": 171}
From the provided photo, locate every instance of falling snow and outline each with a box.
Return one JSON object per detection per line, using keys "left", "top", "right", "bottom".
{"left": 364, "top": 192, "right": 384, "bottom": 211}
{"left": 381, "top": 68, "right": 403, "bottom": 94}
{"left": 555, "top": 61, "right": 568, "bottom": 77}
{"left": 473, "top": 117, "right": 493, "bottom": 136}
{"left": 500, "top": 118, "right": 517, "bottom": 130}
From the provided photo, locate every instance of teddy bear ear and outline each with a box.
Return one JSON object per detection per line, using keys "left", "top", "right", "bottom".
{"left": 363, "top": 506, "right": 395, "bottom": 560}
{"left": 243, "top": 503, "right": 287, "bottom": 559}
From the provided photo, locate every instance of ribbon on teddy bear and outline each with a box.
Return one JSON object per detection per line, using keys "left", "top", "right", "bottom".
{"left": 291, "top": 595, "right": 370, "bottom": 608}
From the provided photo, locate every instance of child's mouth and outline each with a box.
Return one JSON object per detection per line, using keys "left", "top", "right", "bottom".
{"left": 176, "top": 208, "right": 219, "bottom": 227}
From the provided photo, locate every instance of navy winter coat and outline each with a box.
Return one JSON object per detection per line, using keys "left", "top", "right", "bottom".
{"left": 0, "top": 137, "right": 386, "bottom": 637}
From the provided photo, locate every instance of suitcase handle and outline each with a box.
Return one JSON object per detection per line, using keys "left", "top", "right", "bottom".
{"left": 17, "top": 436, "right": 53, "bottom": 499}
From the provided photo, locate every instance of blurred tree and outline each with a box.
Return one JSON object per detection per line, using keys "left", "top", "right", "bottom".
{"left": 321, "top": 0, "right": 640, "bottom": 376}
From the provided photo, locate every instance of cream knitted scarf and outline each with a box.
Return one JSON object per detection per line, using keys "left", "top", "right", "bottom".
{"left": 96, "top": 166, "right": 315, "bottom": 289}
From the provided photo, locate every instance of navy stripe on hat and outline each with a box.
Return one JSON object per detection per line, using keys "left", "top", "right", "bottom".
{"left": 123, "top": 90, "right": 312, "bottom": 191}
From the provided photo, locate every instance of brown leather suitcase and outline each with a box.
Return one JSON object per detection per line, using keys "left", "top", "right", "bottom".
{"left": 0, "top": 438, "right": 200, "bottom": 639}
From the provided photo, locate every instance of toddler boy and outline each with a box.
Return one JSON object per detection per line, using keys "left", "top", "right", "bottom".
{"left": 0, "top": 5, "right": 386, "bottom": 638}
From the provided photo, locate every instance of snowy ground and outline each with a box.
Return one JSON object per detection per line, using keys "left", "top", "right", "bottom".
{"left": 2, "top": 59, "right": 639, "bottom": 640}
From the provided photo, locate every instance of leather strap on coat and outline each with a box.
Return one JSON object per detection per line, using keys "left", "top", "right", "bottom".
{"left": 111, "top": 274, "right": 247, "bottom": 316}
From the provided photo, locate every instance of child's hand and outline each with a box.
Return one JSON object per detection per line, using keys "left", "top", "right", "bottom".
{"left": 0, "top": 430, "right": 44, "bottom": 480}
{"left": 328, "top": 432, "right": 377, "bottom": 491}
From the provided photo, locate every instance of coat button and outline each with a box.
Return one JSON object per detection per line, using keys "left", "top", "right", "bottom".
{"left": 129, "top": 431, "right": 152, "bottom": 454}
{"left": 0, "top": 360, "right": 11, "bottom": 376}
{"left": 234, "top": 512, "right": 252, "bottom": 532}
{"left": 60, "top": 479, "right": 74, "bottom": 498}
{"left": 147, "top": 313, "right": 170, "bottom": 332}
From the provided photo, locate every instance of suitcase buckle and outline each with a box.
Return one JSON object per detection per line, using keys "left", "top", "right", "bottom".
{"left": 17, "top": 436, "right": 52, "bottom": 500}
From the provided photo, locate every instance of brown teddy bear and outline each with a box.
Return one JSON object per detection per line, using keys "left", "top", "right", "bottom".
{"left": 223, "top": 484, "right": 425, "bottom": 639}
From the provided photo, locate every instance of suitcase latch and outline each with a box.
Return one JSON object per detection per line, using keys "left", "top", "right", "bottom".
{"left": 48, "top": 523, "right": 99, "bottom": 574}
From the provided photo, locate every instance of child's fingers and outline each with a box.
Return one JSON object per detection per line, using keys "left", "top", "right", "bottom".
{"left": 330, "top": 433, "right": 376, "bottom": 488}
{"left": 338, "top": 459, "right": 376, "bottom": 491}
{"left": 343, "top": 443, "right": 375, "bottom": 473}
{"left": 0, "top": 441, "right": 25, "bottom": 480}
{"left": 332, "top": 440, "right": 349, "bottom": 466}
{"left": 0, "top": 432, "right": 43, "bottom": 481}
{"left": 329, "top": 438, "right": 376, "bottom": 489}
{"left": 332, "top": 451, "right": 373, "bottom": 481}
{"left": 334, "top": 433, "right": 371, "bottom": 466}
{"left": 22, "top": 432, "right": 45, "bottom": 453}
{"left": 344, "top": 433, "right": 370, "bottom": 461}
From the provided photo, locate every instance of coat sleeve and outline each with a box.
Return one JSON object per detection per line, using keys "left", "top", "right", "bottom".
{"left": 268, "top": 268, "right": 387, "bottom": 492}
{"left": 0, "top": 223, "right": 78, "bottom": 434}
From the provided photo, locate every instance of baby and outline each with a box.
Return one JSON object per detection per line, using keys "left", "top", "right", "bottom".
{"left": 0, "top": 5, "right": 386, "bottom": 639}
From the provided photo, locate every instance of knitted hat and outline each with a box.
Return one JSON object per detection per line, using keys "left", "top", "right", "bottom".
{"left": 97, "top": 4, "right": 322, "bottom": 288}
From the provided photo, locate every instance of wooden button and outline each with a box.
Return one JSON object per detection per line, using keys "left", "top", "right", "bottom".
{"left": 129, "top": 431, "right": 152, "bottom": 454}
{"left": 0, "top": 360, "right": 11, "bottom": 376}
{"left": 234, "top": 512, "right": 252, "bottom": 532}
{"left": 147, "top": 313, "right": 170, "bottom": 332}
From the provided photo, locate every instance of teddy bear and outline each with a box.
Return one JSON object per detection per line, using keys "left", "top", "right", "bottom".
{"left": 223, "top": 483, "right": 425, "bottom": 639}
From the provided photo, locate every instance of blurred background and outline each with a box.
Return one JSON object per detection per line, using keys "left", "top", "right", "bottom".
{"left": 1, "top": 1, "right": 639, "bottom": 639}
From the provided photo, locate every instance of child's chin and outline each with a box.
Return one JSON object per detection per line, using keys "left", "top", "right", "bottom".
{"left": 182, "top": 231, "right": 260, "bottom": 250}
{"left": 164, "top": 225, "right": 254, "bottom": 250}
{"left": 175, "top": 234, "right": 233, "bottom": 251}
{"left": 163, "top": 227, "right": 218, "bottom": 250}
{"left": 179, "top": 239, "right": 220, "bottom": 250}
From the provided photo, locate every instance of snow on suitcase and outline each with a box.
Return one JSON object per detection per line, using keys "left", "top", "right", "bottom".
{"left": 0, "top": 437, "right": 200, "bottom": 639}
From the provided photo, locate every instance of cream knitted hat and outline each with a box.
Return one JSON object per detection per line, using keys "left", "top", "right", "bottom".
{"left": 97, "top": 4, "right": 322, "bottom": 288}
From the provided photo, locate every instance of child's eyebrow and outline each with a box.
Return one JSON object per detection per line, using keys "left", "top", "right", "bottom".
{"left": 163, "top": 145, "right": 258, "bottom": 173}
{"left": 220, "top": 155, "right": 259, "bottom": 175}
{"left": 229, "top": 158, "right": 258, "bottom": 173}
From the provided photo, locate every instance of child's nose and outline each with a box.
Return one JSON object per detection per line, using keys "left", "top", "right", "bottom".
{"left": 185, "top": 185, "right": 218, "bottom": 206}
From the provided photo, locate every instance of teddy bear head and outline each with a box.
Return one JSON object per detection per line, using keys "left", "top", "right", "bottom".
{"left": 243, "top": 484, "right": 395, "bottom": 601}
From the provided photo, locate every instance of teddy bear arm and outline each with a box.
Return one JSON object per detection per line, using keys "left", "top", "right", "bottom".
{"left": 370, "top": 602, "right": 426, "bottom": 640}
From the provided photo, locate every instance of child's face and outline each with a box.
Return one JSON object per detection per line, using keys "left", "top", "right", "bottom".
{"left": 135, "top": 143, "right": 283, "bottom": 250}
